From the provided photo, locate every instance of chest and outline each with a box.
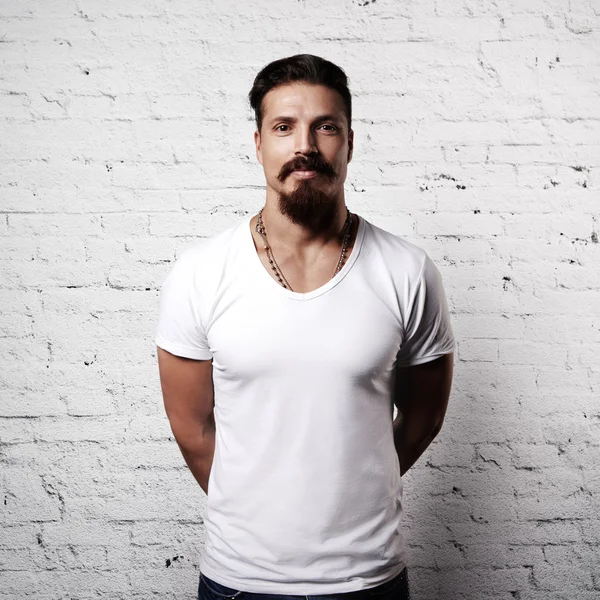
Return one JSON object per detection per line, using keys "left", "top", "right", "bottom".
{"left": 206, "top": 281, "right": 403, "bottom": 386}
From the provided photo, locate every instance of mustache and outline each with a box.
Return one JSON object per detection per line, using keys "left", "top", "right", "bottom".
{"left": 277, "top": 155, "right": 337, "bottom": 182}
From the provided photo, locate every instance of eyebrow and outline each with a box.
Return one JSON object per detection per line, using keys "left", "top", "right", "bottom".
{"left": 268, "top": 114, "right": 343, "bottom": 125}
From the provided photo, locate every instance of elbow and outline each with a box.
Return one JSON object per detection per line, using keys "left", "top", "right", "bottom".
{"left": 169, "top": 414, "right": 215, "bottom": 452}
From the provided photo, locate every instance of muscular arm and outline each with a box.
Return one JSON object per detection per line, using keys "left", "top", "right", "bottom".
{"left": 157, "top": 347, "right": 216, "bottom": 494}
{"left": 392, "top": 352, "right": 454, "bottom": 476}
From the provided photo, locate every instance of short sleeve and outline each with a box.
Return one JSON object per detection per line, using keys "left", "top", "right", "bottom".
{"left": 155, "top": 250, "right": 213, "bottom": 360}
{"left": 395, "top": 255, "right": 455, "bottom": 367}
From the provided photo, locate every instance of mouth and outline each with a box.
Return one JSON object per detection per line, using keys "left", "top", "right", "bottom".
{"left": 291, "top": 170, "right": 318, "bottom": 179}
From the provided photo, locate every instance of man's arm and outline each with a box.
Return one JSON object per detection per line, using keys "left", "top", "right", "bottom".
{"left": 392, "top": 352, "right": 454, "bottom": 476}
{"left": 157, "top": 347, "right": 215, "bottom": 494}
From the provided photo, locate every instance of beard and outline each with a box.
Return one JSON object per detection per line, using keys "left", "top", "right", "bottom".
{"left": 278, "top": 178, "right": 339, "bottom": 234}
{"left": 276, "top": 153, "right": 339, "bottom": 233}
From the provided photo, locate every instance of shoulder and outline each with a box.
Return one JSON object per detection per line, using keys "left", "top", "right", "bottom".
{"left": 180, "top": 219, "right": 245, "bottom": 263}
{"left": 173, "top": 218, "right": 248, "bottom": 274}
{"left": 160, "top": 218, "right": 248, "bottom": 294}
{"left": 361, "top": 217, "right": 430, "bottom": 280}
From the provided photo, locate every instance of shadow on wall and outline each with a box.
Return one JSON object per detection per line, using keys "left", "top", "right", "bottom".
{"left": 402, "top": 355, "right": 535, "bottom": 600}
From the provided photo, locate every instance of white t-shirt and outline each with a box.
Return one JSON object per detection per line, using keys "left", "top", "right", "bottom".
{"left": 155, "top": 214, "right": 455, "bottom": 595}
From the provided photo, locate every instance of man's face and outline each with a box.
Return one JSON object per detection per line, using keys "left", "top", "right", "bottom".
{"left": 254, "top": 82, "right": 353, "bottom": 230}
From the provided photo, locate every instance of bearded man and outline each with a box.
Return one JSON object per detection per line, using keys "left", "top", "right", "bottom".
{"left": 156, "top": 54, "right": 455, "bottom": 600}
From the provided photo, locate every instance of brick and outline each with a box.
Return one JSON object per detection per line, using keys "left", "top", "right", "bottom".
{"left": 416, "top": 213, "right": 504, "bottom": 236}
{"left": 453, "top": 315, "right": 525, "bottom": 339}
{"left": 0, "top": 548, "right": 32, "bottom": 571}
{"left": 0, "top": 392, "right": 66, "bottom": 418}
{"left": 148, "top": 211, "right": 246, "bottom": 238}
{"left": 488, "top": 144, "right": 597, "bottom": 166}
{"left": 2, "top": 469, "right": 62, "bottom": 524}
{"left": 28, "top": 416, "right": 130, "bottom": 442}
{"left": 414, "top": 120, "right": 509, "bottom": 146}
{"left": 411, "top": 17, "right": 502, "bottom": 41}
{"left": 6, "top": 214, "right": 102, "bottom": 237}
{"left": 42, "top": 519, "right": 130, "bottom": 548}
{"left": 498, "top": 341, "right": 568, "bottom": 366}
{"left": 504, "top": 212, "right": 594, "bottom": 240}
{"left": 458, "top": 338, "right": 499, "bottom": 362}
{"left": 11, "top": 258, "right": 107, "bottom": 288}
{"left": 0, "top": 571, "right": 130, "bottom": 595}
{"left": 0, "top": 523, "right": 40, "bottom": 548}
{"left": 523, "top": 316, "right": 600, "bottom": 344}
{"left": 512, "top": 444, "right": 566, "bottom": 470}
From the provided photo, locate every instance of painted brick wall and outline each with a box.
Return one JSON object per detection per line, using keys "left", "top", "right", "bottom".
{"left": 1, "top": 1, "right": 599, "bottom": 598}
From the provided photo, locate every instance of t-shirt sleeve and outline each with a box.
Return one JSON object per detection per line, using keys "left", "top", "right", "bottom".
{"left": 395, "top": 254, "right": 455, "bottom": 367}
{"left": 154, "top": 250, "right": 213, "bottom": 360}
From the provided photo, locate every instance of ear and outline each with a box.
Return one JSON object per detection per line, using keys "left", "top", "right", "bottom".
{"left": 347, "top": 128, "right": 354, "bottom": 164}
{"left": 254, "top": 130, "right": 263, "bottom": 166}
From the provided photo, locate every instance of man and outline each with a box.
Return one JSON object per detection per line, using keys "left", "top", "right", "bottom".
{"left": 156, "top": 54, "right": 455, "bottom": 600}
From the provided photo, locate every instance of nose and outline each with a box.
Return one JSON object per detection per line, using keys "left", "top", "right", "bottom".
{"left": 294, "top": 125, "right": 317, "bottom": 156}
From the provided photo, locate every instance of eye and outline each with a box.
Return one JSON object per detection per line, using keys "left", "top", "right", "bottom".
{"left": 274, "top": 124, "right": 290, "bottom": 132}
{"left": 319, "top": 124, "right": 338, "bottom": 132}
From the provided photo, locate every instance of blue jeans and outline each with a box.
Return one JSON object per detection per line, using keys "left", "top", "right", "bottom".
{"left": 198, "top": 569, "right": 410, "bottom": 600}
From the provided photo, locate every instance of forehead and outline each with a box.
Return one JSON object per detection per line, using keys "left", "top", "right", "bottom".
{"left": 261, "top": 82, "right": 346, "bottom": 122}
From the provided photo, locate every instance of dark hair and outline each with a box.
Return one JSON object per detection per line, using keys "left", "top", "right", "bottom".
{"left": 248, "top": 54, "right": 352, "bottom": 133}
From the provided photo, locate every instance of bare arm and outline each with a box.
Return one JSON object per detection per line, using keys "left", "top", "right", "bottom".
{"left": 392, "top": 352, "right": 454, "bottom": 476}
{"left": 157, "top": 347, "right": 215, "bottom": 494}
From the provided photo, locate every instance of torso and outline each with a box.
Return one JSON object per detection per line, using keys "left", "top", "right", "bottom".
{"left": 165, "top": 214, "right": 454, "bottom": 593}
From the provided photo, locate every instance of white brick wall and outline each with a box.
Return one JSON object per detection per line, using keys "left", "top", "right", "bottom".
{"left": 1, "top": 1, "right": 599, "bottom": 598}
